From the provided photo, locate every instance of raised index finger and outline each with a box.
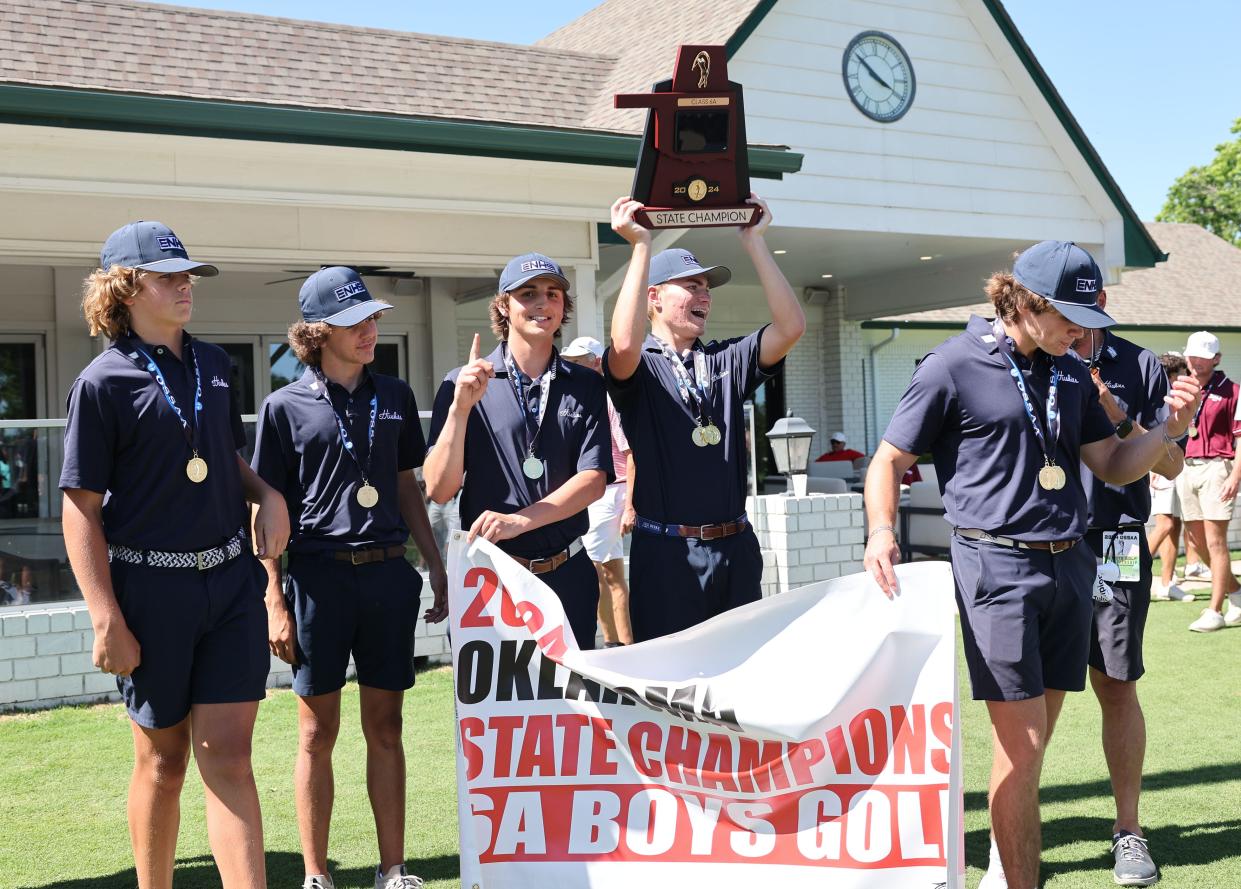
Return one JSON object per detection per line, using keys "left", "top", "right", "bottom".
{"left": 468, "top": 332, "right": 481, "bottom": 363}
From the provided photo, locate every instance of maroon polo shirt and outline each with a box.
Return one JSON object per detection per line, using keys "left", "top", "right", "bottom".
{"left": 1184, "top": 371, "right": 1241, "bottom": 459}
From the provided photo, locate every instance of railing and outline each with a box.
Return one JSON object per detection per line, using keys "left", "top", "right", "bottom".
{"left": 0, "top": 414, "right": 440, "bottom": 611}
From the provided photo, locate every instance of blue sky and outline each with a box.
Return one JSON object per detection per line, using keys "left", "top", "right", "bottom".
{"left": 179, "top": 0, "right": 1240, "bottom": 221}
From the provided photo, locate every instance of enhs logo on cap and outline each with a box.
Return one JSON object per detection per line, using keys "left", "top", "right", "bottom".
{"left": 332, "top": 280, "right": 369, "bottom": 302}
{"left": 520, "top": 260, "right": 557, "bottom": 273}
{"left": 156, "top": 235, "right": 185, "bottom": 252}
{"left": 1075, "top": 278, "right": 1098, "bottom": 293}
{"left": 682, "top": 253, "right": 700, "bottom": 266}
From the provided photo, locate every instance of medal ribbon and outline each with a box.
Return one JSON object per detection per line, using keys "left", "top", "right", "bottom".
{"left": 318, "top": 371, "right": 378, "bottom": 485}
{"left": 503, "top": 345, "right": 558, "bottom": 459}
{"left": 132, "top": 343, "right": 203, "bottom": 455}
{"left": 992, "top": 319, "right": 1061, "bottom": 469}
{"left": 653, "top": 337, "right": 714, "bottom": 429}
{"left": 1189, "top": 371, "right": 1222, "bottom": 432}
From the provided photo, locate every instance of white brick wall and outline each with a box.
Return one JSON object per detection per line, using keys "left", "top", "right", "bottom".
{"left": 0, "top": 576, "right": 453, "bottom": 714}
{"left": 748, "top": 492, "right": 865, "bottom": 597}
{"left": 819, "top": 289, "right": 868, "bottom": 452}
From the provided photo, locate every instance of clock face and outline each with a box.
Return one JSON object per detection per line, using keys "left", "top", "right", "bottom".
{"left": 842, "top": 31, "right": 916, "bottom": 123}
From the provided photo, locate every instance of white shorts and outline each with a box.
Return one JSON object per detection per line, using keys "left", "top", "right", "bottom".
{"left": 583, "top": 482, "right": 626, "bottom": 562}
{"left": 1150, "top": 482, "right": 1180, "bottom": 518}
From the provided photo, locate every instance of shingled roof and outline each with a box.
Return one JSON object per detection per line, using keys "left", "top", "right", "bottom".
{"left": 537, "top": 0, "right": 764, "bottom": 133}
{"left": 0, "top": 0, "right": 617, "bottom": 131}
{"left": 870, "top": 223, "right": 1241, "bottom": 329}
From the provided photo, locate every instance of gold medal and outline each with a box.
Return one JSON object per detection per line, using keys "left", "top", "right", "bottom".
{"left": 522, "top": 455, "right": 544, "bottom": 480}
{"left": 356, "top": 483, "right": 379, "bottom": 508}
{"left": 1188, "top": 425, "right": 1198, "bottom": 439}
{"left": 704, "top": 423, "right": 722, "bottom": 446}
{"left": 186, "top": 455, "right": 208, "bottom": 484}
{"left": 1038, "top": 464, "right": 1066, "bottom": 491}
{"left": 691, "top": 426, "right": 709, "bottom": 447}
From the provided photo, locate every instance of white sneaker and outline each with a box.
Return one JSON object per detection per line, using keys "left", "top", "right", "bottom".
{"left": 1224, "top": 603, "right": 1241, "bottom": 627}
{"left": 1189, "top": 608, "right": 1225, "bottom": 633}
{"left": 1167, "top": 583, "right": 1194, "bottom": 602}
{"left": 978, "top": 837, "right": 1008, "bottom": 889}
{"left": 1150, "top": 581, "right": 1171, "bottom": 601}
{"left": 303, "top": 877, "right": 335, "bottom": 889}
{"left": 1184, "top": 562, "right": 1212, "bottom": 580}
{"left": 375, "top": 864, "right": 423, "bottom": 889}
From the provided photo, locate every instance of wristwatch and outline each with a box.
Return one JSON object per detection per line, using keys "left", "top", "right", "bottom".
{"left": 1115, "top": 417, "right": 1133, "bottom": 439}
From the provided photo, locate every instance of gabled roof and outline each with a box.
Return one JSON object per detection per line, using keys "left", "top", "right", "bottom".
{"left": 865, "top": 223, "right": 1241, "bottom": 330}
{"left": 0, "top": 0, "right": 800, "bottom": 175}
{"left": 537, "top": 0, "right": 767, "bottom": 133}
{"left": 0, "top": 0, "right": 613, "bottom": 130}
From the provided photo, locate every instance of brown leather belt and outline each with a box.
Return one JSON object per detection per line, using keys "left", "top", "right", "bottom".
{"left": 634, "top": 514, "right": 750, "bottom": 541}
{"left": 331, "top": 545, "right": 407, "bottom": 565}
{"left": 955, "top": 528, "right": 1079, "bottom": 554}
{"left": 509, "top": 539, "right": 584, "bottom": 575}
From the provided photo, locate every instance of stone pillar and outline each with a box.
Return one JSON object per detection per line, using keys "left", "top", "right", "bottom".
{"left": 819, "top": 285, "right": 867, "bottom": 452}
{"left": 747, "top": 492, "right": 865, "bottom": 596}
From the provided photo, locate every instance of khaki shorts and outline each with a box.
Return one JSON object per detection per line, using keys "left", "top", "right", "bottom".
{"left": 1177, "top": 458, "right": 1236, "bottom": 522}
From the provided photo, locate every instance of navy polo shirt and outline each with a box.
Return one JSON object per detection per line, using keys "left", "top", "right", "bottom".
{"left": 883, "top": 315, "right": 1114, "bottom": 541}
{"left": 1076, "top": 331, "right": 1171, "bottom": 528}
{"left": 603, "top": 328, "right": 782, "bottom": 525}
{"left": 59, "top": 332, "right": 248, "bottom": 551}
{"left": 252, "top": 368, "right": 425, "bottom": 553}
{"left": 427, "top": 345, "right": 613, "bottom": 559}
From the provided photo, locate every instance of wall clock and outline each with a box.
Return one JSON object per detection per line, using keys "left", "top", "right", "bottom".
{"left": 842, "top": 30, "right": 916, "bottom": 123}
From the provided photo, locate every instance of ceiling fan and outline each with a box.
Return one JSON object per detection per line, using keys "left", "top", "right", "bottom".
{"left": 265, "top": 265, "right": 417, "bottom": 286}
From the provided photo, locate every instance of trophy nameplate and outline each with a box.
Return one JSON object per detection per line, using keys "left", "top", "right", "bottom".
{"left": 615, "top": 45, "right": 761, "bottom": 229}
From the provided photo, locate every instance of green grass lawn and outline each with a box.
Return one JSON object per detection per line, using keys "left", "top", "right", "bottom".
{"left": 1, "top": 597, "right": 1237, "bottom": 888}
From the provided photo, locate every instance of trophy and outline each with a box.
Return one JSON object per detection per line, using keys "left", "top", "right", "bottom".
{"left": 615, "top": 45, "right": 761, "bottom": 229}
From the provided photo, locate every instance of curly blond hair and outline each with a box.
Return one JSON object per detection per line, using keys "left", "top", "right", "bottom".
{"left": 985, "top": 271, "right": 1050, "bottom": 323}
{"left": 287, "top": 321, "right": 333, "bottom": 366}
{"left": 488, "top": 289, "right": 574, "bottom": 342}
{"left": 81, "top": 265, "right": 142, "bottom": 339}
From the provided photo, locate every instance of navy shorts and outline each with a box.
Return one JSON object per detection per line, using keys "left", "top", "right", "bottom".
{"left": 628, "top": 527, "right": 763, "bottom": 643}
{"left": 1086, "top": 528, "right": 1152, "bottom": 682}
{"left": 111, "top": 552, "right": 268, "bottom": 729}
{"left": 950, "top": 534, "right": 1096, "bottom": 701}
{"left": 531, "top": 546, "right": 599, "bottom": 651}
{"left": 286, "top": 552, "right": 424, "bottom": 696}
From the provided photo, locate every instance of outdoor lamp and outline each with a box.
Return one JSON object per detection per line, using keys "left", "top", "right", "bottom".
{"left": 767, "top": 414, "right": 816, "bottom": 495}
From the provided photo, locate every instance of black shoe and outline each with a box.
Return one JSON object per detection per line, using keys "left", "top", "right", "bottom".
{"left": 603, "top": 641, "right": 625, "bottom": 648}
{"left": 1112, "top": 831, "right": 1158, "bottom": 886}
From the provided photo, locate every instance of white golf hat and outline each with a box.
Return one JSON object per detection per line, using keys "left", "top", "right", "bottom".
{"left": 562, "top": 336, "right": 604, "bottom": 359}
{"left": 1184, "top": 331, "right": 1221, "bottom": 360}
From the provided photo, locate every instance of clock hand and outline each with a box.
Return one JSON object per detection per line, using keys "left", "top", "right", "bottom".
{"left": 858, "top": 57, "right": 893, "bottom": 92}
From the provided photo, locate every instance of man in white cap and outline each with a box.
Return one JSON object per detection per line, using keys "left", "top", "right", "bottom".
{"left": 815, "top": 431, "right": 865, "bottom": 469}
{"left": 1178, "top": 330, "right": 1241, "bottom": 632}
{"left": 562, "top": 335, "right": 635, "bottom": 646}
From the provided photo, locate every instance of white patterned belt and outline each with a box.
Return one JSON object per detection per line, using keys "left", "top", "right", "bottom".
{"left": 108, "top": 529, "right": 248, "bottom": 571}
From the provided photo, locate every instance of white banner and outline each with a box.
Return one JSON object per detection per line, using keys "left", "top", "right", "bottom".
{"left": 449, "top": 532, "right": 963, "bottom": 889}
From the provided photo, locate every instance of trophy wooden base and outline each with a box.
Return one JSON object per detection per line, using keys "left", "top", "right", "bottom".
{"left": 637, "top": 204, "right": 763, "bottom": 230}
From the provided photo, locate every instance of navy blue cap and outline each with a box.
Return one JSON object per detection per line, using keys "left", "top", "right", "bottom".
{"left": 298, "top": 267, "right": 393, "bottom": 326}
{"left": 649, "top": 248, "right": 731, "bottom": 288}
{"left": 499, "top": 253, "right": 571, "bottom": 293}
{"left": 100, "top": 221, "right": 218, "bottom": 276}
{"left": 1013, "top": 240, "right": 1115, "bottom": 329}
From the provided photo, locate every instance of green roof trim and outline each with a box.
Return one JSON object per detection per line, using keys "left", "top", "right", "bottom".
{"left": 0, "top": 84, "right": 802, "bottom": 179}
{"left": 980, "top": 0, "right": 1166, "bottom": 269}
{"left": 726, "top": 0, "right": 779, "bottom": 58}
